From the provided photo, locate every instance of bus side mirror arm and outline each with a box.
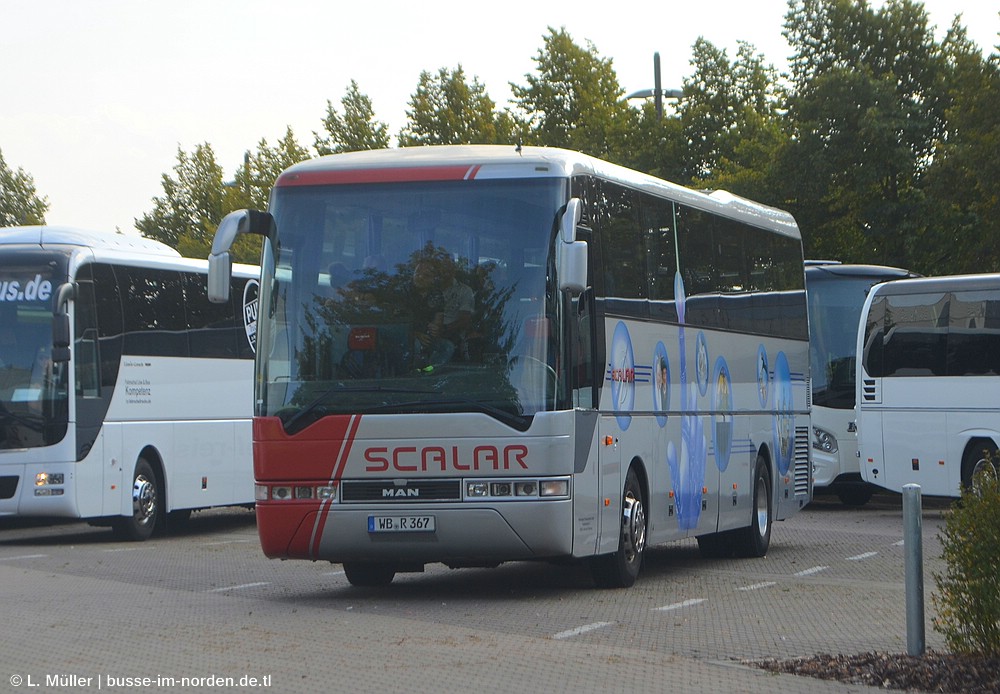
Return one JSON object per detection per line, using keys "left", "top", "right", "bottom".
{"left": 557, "top": 198, "right": 587, "bottom": 295}
{"left": 208, "top": 209, "right": 274, "bottom": 303}
{"left": 51, "top": 282, "right": 76, "bottom": 363}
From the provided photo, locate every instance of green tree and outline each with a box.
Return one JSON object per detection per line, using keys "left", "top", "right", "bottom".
{"left": 780, "top": 0, "right": 947, "bottom": 266}
{"left": 919, "top": 21, "right": 1000, "bottom": 274}
{"left": 398, "top": 66, "right": 514, "bottom": 147}
{"left": 678, "top": 39, "right": 790, "bottom": 203}
{"left": 136, "top": 143, "right": 226, "bottom": 253}
{"left": 511, "top": 27, "right": 633, "bottom": 161}
{"left": 228, "top": 127, "right": 310, "bottom": 212}
{"left": 0, "top": 148, "right": 48, "bottom": 226}
{"left": 315, "top": 80, "right": 390, "bottom": 155}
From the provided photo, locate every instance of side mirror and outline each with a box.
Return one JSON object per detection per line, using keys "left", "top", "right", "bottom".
{"left": 557, "top": 199, "right": 587, "bottom": 294}
{"left": 51, "top": 282, "right": 76, "bottom": 363}
{"left": 208, "top": 209, "right": 274, "bottom": 303}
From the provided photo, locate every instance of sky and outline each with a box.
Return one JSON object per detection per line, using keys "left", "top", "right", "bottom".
{"left": 3, "top": 0, "right": 998, "bottom": 236}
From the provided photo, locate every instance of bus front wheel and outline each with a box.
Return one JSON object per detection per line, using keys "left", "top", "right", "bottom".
{"left": 113, "top": 458, "right": 160, "bottom": 542}
{"left": 590, "top": 466, "right": 646, "bottom": 589}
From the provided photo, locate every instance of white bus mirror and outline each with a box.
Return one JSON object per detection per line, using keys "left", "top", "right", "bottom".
{"left": 207, "top": 252, "right": 233, "bottom": 303}
{"left": 557, "top": 240, "right": 588, "bottom": 294}
{"left": 560, "top": 198, "right": 582, "bottom": 243}
{"left": 208, "top": 209, "right": 274, "bottom": 303}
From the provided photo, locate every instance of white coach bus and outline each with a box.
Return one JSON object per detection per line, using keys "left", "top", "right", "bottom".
{"left": 857, "top": 273, "right": 1000, "bottom": 496}
{"left": 0, "top": 226, "right": 258, "bottom": 539}
{"left": 805, "top": 261, "right": 916, "bottom": 506}
{"left": 207, "top": 145, "right": 812, "bottom": 588}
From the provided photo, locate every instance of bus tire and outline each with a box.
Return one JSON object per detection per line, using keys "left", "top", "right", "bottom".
{"left": 343, "top": 562, "right": 396, "bottom": 587}
{"left": 590, "top": 466, "right": 646, "bottom": 589}
{"left": 961, "top": 440, "right": 998, "bottom": 492}
{"left": 112, "top": 458, "right": 160, "bottom": 542}
{"left": 735, "top": 455, "right": 772, "bottom": 558}
{"left": 836, "top": 485, "right": 875, "bottom": 508}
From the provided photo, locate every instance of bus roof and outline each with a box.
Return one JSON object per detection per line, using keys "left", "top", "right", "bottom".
{"left": 1, "top": 225, "right": 181, "bottom": 256}
{"left": 275, "top": 145, "right": 801, "bottom": 239}
{"left": 867, "top": 272, "right": 1000, "bottom": 297}
{"left": 805, "top": 261, "right": 917, "bottom": 281}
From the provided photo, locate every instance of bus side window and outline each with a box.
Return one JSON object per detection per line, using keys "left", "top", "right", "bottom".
{"left": 75, "top": 328, "right": 101, "bottom": 398}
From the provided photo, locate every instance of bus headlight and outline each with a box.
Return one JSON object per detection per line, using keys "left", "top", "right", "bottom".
{"left": 35, "top": 472, "right": 64, "bottom": 486}
{"left": 812, "top": 426, "right": 838, "bottom": 454}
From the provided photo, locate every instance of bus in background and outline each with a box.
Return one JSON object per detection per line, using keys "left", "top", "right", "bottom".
{"left": 857, "top": 273, "right": 1000, "bottom": 497}
{"left": 0, "top": 226, "right": 259, "bottom": 539}
{"left": 208, "top": 145, "right": 811, "bottom": 588}
{"left": 805, "top": 261, "right": 917, "bottom": 506}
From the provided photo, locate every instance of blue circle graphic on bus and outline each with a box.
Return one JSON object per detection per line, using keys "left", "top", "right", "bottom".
{"left": 609, "top": 321, "right": 634, "bottom": 430}
{"left": 695, "top": 332, "right": 709, "bottom": 397}
{"left": 653, "top": 342, "right": 670, "bottom": 428}
{"left": 712, "top": 357, "right": 734, "bottom": 472}
{"left": 756, "top": 344, "right": 769, "bottom": 408}
{"left": 772, "top": 351, "right": 794, "bottom": 475}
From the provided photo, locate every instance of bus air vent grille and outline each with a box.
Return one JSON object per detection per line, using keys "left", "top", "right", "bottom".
{"left": 793, "top": 427, "right": 811, "bottom": 496}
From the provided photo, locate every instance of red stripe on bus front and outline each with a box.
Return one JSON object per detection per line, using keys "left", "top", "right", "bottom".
{"left": 276, "top": 166, "right": 481, "bottom": 187}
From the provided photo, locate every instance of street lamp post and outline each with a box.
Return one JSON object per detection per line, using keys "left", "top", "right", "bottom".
{"left": 625, "top": 52, "right": 682, "bottom": 118}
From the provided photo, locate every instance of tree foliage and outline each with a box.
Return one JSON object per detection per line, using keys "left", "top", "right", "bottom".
{"left": 315, "top": 80, "right": 390, "bottom": 155}
{"left": 118, "top": 7, "right": 1000, "bottom": 276}
{"left": 0, "top": 148, "right": 48, "bottom": 227}
{"left": 511, "top": 27, "right": 634, "bottom": 161}
{"left": 398, "top": 66, "right": 515, "bottom": 147}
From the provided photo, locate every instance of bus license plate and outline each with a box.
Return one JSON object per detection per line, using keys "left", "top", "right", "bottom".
{"left": 368, "top": 515, "right": 435, "bottom": 533}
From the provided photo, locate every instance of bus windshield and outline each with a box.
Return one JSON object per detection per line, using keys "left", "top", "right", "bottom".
{"left": 258, "top": 177, "right": 566, "bottom": 432}
{"left": 0, "top": 256, "right": 69, "bottom": 449}
{"left": 807, "top": 274, "right": 883, "bottom": 409}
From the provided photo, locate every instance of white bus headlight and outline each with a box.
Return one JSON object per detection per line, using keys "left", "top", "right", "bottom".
{"left": 540, "top": 479, "right": 569, "bottom": 497}
{"left": 812, "top": 426, "right": 838, "bottom": 454}
{"left": 35, "top": 472, "right": 64, "bottom": 486}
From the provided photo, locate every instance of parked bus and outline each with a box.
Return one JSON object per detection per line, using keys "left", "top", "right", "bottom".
{"left": 207, "top": 145, "right": 812, "bottom": 588}
{"left": 0, "top": 226, "right": 259, "bottom": 539}
{"left": 857, "top": 273, "right": 1000, "bottom": 497}
{"left": 805, "top": 261, "right": 916, "bottom": 506}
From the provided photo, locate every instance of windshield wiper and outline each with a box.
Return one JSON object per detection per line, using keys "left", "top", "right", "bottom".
{"left": 281, "top": 384, "right": 440, "bottom": 435}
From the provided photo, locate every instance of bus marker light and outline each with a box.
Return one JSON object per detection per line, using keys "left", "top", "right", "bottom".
{"left": 668, "top": 490, "right": 674, "bottom": 498}
{"left": 604, "top": 498, "right": 610, "bottom": 507}
{"left": 603, "top": 436, "right": 614, "bottom": 446}
{"left": 254, "top": 485, "right": 269, "bottom": 501}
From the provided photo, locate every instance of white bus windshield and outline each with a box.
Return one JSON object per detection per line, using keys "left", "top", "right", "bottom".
{"left": 258, "top": 178, "right": 566, "bottom": 432}
{"left": 807, "top": 275, "right": 886, "bottom": 409}
{"left": 0, "top": 256, "right": 69, "bottom": 449}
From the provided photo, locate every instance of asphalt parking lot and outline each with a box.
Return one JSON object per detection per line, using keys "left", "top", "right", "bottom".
{"left": 0, "top": 492, "right": 952, "bottom": 693}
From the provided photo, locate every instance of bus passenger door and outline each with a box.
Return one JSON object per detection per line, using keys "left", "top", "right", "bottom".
{"left": 596, "top": 417, "right": 623, "bottom": 556}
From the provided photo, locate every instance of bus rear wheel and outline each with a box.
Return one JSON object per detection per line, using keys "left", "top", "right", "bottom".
{"left": 961, "top": 440, "right": 998, "bottom": 493}
{"left": 343, "top": 562, "right": 396, "bottom": 587}
{"left": 112, "top": 458, "right": 160, "bottom": 541}
{"left": 735, "top": 455, "right": 772, "bottom": 558}
{"left": 590, "top": 466, "right": 646, "bottom": 589}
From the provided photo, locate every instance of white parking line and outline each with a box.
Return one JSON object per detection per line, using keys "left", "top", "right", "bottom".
{"left": 208, "top": 582, "right": 270, "bottom": 593}
{"left": 102, "top": 547, "right": 142, "bottom": 552}
{"left": 794, "top": 566, "right": 828, "bottom": 577}
{"left": 322, "top": 570, "right": 346, "bottom": 577}
{"left": 738, "top": 581, "right": 777, "bottom": 591}
{"left": 653, "top": 598, "right": 706, "bottom": 612}
{"left": 846, "top": 551, "right": 878, "bottom": 561}
{"left": 893, "top": 540, "right": 905, "bottom": 546}
{"left": 201, "top": 539, "right": 253, "bottom": 546}
{"left": 0, "top": 554, "right": 48, "bottom": 561}
{"left": 553, "top": 621, "right": 614, "bottom": 640}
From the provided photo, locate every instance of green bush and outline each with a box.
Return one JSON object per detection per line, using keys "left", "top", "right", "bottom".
{"left": 932, "top": 466, "right": 1000, "bottom": 656}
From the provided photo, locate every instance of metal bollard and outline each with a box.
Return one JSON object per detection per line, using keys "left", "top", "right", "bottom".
{"left": 903, "top": 483, "right": 925, "bottom": 656}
